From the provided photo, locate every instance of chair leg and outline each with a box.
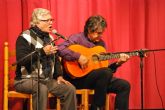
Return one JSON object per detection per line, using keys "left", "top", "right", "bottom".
{"left": 3, "top": 78, "right": 8, "bottom": 110}
{"left": 80, "top": 91, "right": 85, "bottom": 110}
{"left": 30, "top": 95, "right": 33, "bottom": 110}
{"left": 82, "top": 90, "right": 89, "bottom": 110}
{"left": 56, "top": 98, "right": 61, "bottom": 110}
{"left": 79, "top": 90, "right": 110, "bottom": 110}
{"left": 105, "top": 94, "right": 110, "bottom": 110}
{"left": 3, "top": 94, "right": 8, "bottom": 110}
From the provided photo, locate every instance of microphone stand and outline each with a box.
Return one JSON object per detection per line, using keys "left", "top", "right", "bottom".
{"left": 111, "top": 48, "right": 165, "bottom": 109}
{"left": 36, "top": 50, "right": 41, "bottom": 110}
{"left": 137, "top": 48, "right": 165, "bottom": 109}
{"left": 12, "top": 37, "right": 60, "bottom": 110}
{"left": 138, "top": 49, "right": 145, "bottom": 110}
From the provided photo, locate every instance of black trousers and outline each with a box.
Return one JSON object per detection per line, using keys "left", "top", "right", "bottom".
{"left": 64, "top": 67, "right": 113, "bottom": 108}
{"left": 64, "top": 68, "right": 130, "bottom": 110}
{"left": 108, "top": 77, "right": 131, "bottom": 110}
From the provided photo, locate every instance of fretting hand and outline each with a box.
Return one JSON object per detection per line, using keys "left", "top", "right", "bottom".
{"left": 116, "top": 53, "right": 130, "bottom": 65}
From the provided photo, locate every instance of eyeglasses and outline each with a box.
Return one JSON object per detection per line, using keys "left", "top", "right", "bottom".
{"left": 39, "top": 18, "right": 54, "bottom": 23}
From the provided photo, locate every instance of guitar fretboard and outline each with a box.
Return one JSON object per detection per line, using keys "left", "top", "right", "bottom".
{"left": 92, "top": 52, "right": 139, "bottom": 61}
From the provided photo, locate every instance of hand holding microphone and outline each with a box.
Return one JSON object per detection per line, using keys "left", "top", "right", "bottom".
{"left": 43, "top": 45, "right": 58, "bottom": 55}
{"left": 43, "top": 29, "right": 73, "bottom": 55}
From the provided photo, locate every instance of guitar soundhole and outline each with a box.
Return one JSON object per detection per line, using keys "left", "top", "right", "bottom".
{"left": 92, "top": 54, "right": 99, "bottom": 61}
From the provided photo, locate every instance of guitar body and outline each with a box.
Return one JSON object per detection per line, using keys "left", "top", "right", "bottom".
{"left": 63, "top": 45, "right": 109, "bottom": 78}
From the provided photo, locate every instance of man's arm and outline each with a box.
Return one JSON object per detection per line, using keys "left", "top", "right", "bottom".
{"left": 16, "top": 36, "right": 39, "bottom": 66}
{"left": 109, "top": 53, "right": 130, "bottom": 73}
{"left": 58, "top": 36, "right": 81, "bottom": 61}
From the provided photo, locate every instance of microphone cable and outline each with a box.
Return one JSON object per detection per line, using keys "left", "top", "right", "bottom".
{"left": 153, "top": 51, "right": 164, "bottom": 109}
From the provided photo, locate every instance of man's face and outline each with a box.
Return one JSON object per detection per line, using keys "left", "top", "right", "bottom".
{"left": 87, "top": 28, "right": 104, "bottom": 42}
{"left": 36, "top": 14, "right": 54, "bottom": 33}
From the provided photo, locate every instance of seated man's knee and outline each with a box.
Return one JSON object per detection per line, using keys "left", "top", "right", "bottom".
{"left": 67, "top": 85, "right": 76, "bottom": 94}
{"left": 122, "top": 80, "right": 131, "bottom": 91}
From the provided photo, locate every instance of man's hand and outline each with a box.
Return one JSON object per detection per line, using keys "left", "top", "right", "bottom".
{"left": 116, "top": 53, "right": 130, "bottom": 65}
{"left": 57, "top": 76, "right": 72, "bottom": 85}
{"left": 78, "top": 55, "right": 89, "bottom": 69}
{"left": 43, "top": 45, "right": 58, "bottom": 55}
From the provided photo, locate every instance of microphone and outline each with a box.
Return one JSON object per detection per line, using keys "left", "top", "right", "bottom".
{"left": 52, "top": 29, "right": 68, "bottom": 40}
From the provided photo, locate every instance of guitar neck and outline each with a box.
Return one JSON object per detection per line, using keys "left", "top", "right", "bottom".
{"left": 93, "top": 51, "right": 139, "bottom": 61}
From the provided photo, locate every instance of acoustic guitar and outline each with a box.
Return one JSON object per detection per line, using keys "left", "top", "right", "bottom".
{"left": 63, "top": 44, "right": 139, "bottom": 78}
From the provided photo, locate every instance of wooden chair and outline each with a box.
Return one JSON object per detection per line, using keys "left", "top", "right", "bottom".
{"left": 55, "top": 89, "right": 110, "bottom": 110}
{"left": 76, "top": 89, "right": 110, "bottom": 110}
{"left": 4, "top": 42, "right": 110, "bottom": 110}
{"left": 3, "top": 42, "right": 60, "bottom": 110}
{"left": 3, "top": 42, "right": 33, "bottom": 110}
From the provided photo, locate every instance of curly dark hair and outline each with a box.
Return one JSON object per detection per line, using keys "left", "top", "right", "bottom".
{"left": 84, "top": 15, "right": 107, "bottom": 36}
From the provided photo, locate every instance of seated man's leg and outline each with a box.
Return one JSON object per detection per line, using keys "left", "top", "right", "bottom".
{"left": 47, "top": 79, "right": 77, "bottom": 110}
{"left": 84, "top": 68, "right": 113, "bottom": 110}
{"left": 14, "top": 79, "right": 48, "bottom": 110}
{"left": 107, "top": 78, "right": 131, "bottom": 110}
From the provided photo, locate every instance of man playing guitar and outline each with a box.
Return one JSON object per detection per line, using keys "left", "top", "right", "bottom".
{"left": 58, "top": 15, "right": 130, "bottom": 110}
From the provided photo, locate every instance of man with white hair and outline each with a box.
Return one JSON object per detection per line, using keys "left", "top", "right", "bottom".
{"left": 14, "top": 8, "right": 77, "bottom": 110}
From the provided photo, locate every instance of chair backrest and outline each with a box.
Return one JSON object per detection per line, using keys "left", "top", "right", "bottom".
{"left": 4, "top": 42, "right": 16, "bottom": 107}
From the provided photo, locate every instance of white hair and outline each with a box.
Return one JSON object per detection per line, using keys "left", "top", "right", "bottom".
{"left": 30, "top": 8, "right": 51, "bottom": 27}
